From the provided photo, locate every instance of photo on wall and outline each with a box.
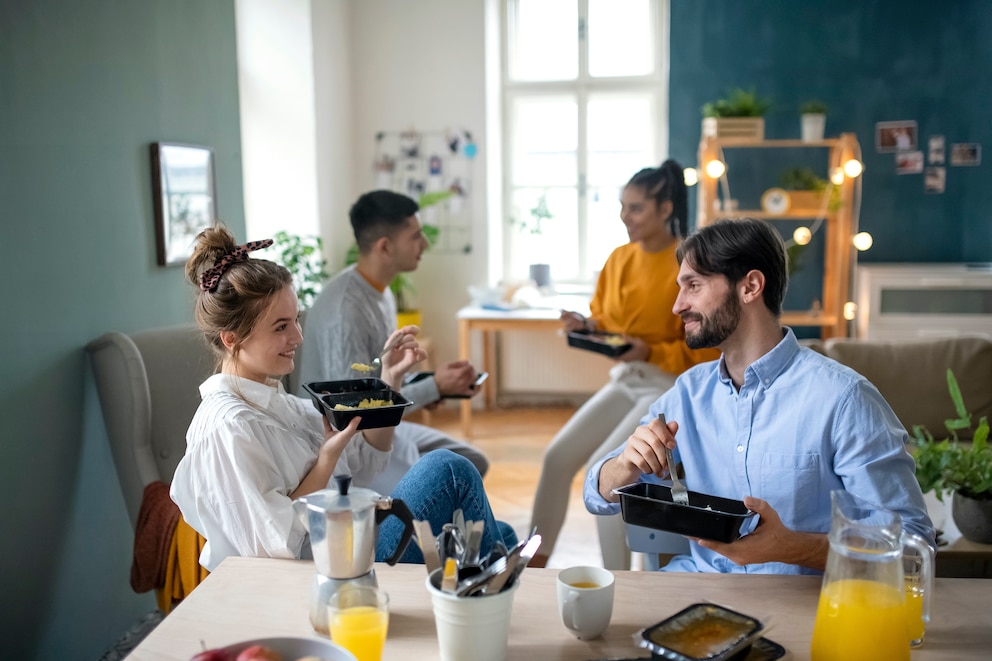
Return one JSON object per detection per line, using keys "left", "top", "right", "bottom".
{"left": 876, "top": 120, "right": 918, "bottom": 153}
{"left": 950, "top": 143, "right": 981, "bottom": 166}
{"left": 924, "top": 166, "right": 946, "bottom": 194}
{"left": 896, "top": 151, "right": 924, "bottom": 174}
{"left": 928, "top": 135, "right": 945, "bottom": 164}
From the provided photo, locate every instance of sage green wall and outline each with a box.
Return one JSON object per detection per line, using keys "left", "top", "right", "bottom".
{"left": 0, "top": 1, "right": 244, "bottom": 658}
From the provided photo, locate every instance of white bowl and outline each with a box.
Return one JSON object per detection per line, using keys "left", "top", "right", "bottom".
{"left": 222, "top": 636, "right": 357, "bottom": 661}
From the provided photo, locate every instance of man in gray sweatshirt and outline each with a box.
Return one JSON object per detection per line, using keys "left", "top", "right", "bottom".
{"left": 300, "top": 190, "right": 488, "bottom": 494}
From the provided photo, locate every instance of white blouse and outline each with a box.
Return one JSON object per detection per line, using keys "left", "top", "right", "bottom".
{"left": 170, "top": 373, "right": 391, "bottom": 571}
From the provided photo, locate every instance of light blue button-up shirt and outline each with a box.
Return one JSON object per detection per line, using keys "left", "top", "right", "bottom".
{"left": 584, "top": 329, "right": 935, "bottom": 574}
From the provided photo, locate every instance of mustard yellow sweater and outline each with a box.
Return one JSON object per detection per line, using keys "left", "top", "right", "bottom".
{"left": 590, "top": 242, "right": 720, "bottom": 375}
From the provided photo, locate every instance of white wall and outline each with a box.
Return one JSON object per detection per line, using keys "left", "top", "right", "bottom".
{"left": 333, "top": 0, "right": 492, "bottom": 369}
{"left": 236, "top": 0, "right": 320, "bottom": 239}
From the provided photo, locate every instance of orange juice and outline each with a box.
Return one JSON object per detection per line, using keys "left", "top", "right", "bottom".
{"left": 905, "top": 582, "right": 925, "bottom": 645}
{"left": 329, "top": 605, "right": 388, "bottom": 661}
{"left": 810, "top": 579, "right": 909, "bottom": 661}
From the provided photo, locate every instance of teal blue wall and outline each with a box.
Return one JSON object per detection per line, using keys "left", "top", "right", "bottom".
{"left": 670, "top": 0, "right": 992, "bottom": 323}
{"left": 0, "top": 1, "right": 244, "bottom": 658}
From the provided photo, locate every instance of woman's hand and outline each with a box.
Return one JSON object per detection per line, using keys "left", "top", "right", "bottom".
{"left": 291, "top": 416, "right": 361, "bottom": 499}
{"left": 560, "top": 310, "right": 591, "bottom": 332}
{"left": 380, "top": 325, "right": 427, "bottom": 390}
{"left": 617, "top": 336, "right": 651, "bottom": 363}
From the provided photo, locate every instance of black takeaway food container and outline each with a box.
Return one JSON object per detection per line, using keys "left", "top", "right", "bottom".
{"left": 637, "top": 602, "right": 768, "bottom": 661}
{"left": 614, "top": 482, "right": 756, "bottom": 544}
{"left": 566, "top": 329, "right": 633, "bottom": 357}
{"left": 304, "top": 378, "right": 412, "bottom": 430}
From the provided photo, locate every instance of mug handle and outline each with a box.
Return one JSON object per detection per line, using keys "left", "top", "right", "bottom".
{"left": 562, "top": 591, "right": 584, "bottom": 632}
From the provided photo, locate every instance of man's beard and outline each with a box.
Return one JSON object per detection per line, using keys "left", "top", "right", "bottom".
{"left": 683, "top": 289, "right": 741, "bottom": 349}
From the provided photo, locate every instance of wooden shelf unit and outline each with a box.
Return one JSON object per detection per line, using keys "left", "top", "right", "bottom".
{"left": 696, "top": 133, "right": 861, "bottom": 339}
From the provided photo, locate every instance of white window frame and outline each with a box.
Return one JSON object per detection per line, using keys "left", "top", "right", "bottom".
{"left": 498, "top": 0, "right": 670, "bottom": 287}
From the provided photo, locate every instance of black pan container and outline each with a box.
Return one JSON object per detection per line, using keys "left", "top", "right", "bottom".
{"left": 615, "top": 482, "right": 755, "bottom": 544}
{"left": 638, "top": 602, "right": 766, "bottom": 661}
{"left": 303, "top": 379, "right": 412, "bottom": 430}
{"left": 566, "top": 329, "right": 632, "bottom": 357}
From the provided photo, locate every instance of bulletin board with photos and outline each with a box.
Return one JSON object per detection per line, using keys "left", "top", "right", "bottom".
{"left": 372, "top": 128, "right": 477, "bottom": 254}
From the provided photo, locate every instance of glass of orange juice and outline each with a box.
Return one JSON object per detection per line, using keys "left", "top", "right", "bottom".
{"left": 327, "top": 585, "right": 389, "bottom": 661}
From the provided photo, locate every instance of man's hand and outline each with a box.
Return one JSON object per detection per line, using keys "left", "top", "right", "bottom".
{"left": 694, "top": 496, "right": 829, "bottom": 571}
{"left": 598, "top": 416, "right": 679, "bottom": 501}
{"left": 434, "top": 360, "right": 478, "bottom": 397}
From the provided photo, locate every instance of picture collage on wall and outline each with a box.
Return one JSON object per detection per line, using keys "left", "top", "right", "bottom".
{"left": 373, "top": 127, "right": 477, "bottom": 254}
{"left": 875, "top": 120, "right": 981, "bottom": 194}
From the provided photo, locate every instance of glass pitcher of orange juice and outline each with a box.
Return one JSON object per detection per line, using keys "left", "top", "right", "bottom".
{"left": 810, "top": 490, "right": 934, "bottom": 661}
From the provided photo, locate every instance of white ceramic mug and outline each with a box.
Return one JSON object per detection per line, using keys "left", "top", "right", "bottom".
{"left": 556, "top": 566, "right": 615, "bottom": 640}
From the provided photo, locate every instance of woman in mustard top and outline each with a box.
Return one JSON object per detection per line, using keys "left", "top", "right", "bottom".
{"left": 528, "top": 159, "right": 720, "bottom": 569}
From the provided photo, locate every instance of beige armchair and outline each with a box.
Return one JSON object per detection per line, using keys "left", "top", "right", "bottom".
{"left": 86, "top": 325, "right": 214, "bottom": 527}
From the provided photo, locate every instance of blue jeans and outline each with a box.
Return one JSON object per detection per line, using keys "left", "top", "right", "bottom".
{"left": 376, "top": 450, "right": 517, "bottom": 563}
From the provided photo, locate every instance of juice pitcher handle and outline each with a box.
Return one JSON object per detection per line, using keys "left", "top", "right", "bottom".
{"left": 375, "top": 497, "right": 416, "bottom": 565}
{"left": 902, "top": 532, "right": 935, "bottom": 627}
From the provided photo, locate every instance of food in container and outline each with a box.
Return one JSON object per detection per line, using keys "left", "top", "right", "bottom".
{"left": 614, "top": 482, "right": 756, "bottom": 544}
{"left": 303, "top": 379, "right": 412, "bottom": 430}
{"left": 566, "top": 329, "right": 632, "bottom": 357}
{"left": 638, "top": 603, "right": 765, "bottom": 661}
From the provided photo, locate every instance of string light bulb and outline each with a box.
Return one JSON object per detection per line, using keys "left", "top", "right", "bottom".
{"left": 843, "top": 158, "right": 864, "bottom": 178}
{"left": 793, "top": 226, "right": 812, "bottom": 246}
{"left": 852, "top": 231, "right": 873, "bottom": 251}
{"left": 705, "top": 159, "right": 726, "bottom": 179}
{"left": 829, "top": 167, "right": 845, "bottom": 185}
{"left": 843, "top": 301, "right": 857, "bottom": 321}
{"left": 683, "top": 167, "right": 699, "bottom": 186}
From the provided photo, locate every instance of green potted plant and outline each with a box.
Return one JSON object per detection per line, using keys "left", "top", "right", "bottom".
{"left": 509, "top": 191, "right": 555, "bottom": 288}
{"left": 778, "top": 167, "right": 840, "bottom": 213}
{"left": 800, "top": 100, "right": 828, "bottom": 142}
{"left": 910, "top": 369, "right": 992, "bottom": 543}
{"left": 701, "top": 88, "right": 772, "bottom": 140}
{"left": 271, "top": 231, "right": 330, "bottom": 310}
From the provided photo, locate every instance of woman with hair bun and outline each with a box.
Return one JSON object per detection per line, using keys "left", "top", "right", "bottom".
{"left": 171, "top": 225, "right": 514, "bottom": 571}
{"left": 529, "top": 159, "right": 720, "bottom": 569}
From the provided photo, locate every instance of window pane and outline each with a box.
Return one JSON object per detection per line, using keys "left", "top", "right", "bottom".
{"left": 508, "top": 187, "right": 579, "bottom": 281}
{"left": 587, "top": 187, "right": 630, "bottom": 275}
{"left": 586, "top": 94, "right": 654, "bottom": 272}
{"left": 588, "top": 0, "right": 654, "bottom": 77}
{"left": 587, "top": 94, "right": 656, "bottom": 186}
{"left": 511, "top": 97, "right": 578, "bottom": 187}
{"left": 509, "top": 0, "right": 577, "bottom": 81}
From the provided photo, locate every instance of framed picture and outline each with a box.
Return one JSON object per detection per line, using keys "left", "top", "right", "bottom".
{"left": 875, "top": 120, "right": 918, "bottom": 153}
{"left": 150, "top": 142, "right": 217, "bottom": 266}
{"left": 950, "top": 143, "right": 982, "bottom": 166}
{"left": 895, "top": 151, "right": 924, "bottom": 174}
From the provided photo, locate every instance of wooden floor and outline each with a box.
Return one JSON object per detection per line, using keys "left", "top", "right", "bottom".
{"left": 425, "top": 404, "right": 605, "bottom": 569}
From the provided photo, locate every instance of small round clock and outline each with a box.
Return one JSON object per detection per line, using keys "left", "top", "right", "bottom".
{"left": 761, "top": 188, "right": 791, "bottom": 215}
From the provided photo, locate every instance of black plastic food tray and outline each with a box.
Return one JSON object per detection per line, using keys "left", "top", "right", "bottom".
{"left": 639, "top": 602, "right": 766, "bottom": 661}
{"left": 615, "top": 482, "right": 755, "bottom": 544}
{"left": 303, "top": 379, "right": 412, "bottom": 430}
{"left": 566, "top": 329, "right": 632, "bottom": 357}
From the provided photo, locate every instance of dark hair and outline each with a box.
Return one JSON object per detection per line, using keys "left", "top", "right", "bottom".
{"left": 625, "top": 158, "right": 688, "bottom": 238}
{"left": 185, "top": 225, "right": 292, "bottom": 367}
{"left": 676, "top": 218, "right": 788, "bottom": 315}
{"left": 349, "top": 190, "right": 420, "bottom": 253}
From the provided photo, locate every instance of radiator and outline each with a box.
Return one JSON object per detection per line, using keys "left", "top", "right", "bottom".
{"left": 498, "top": 330, "right": 611, "bottom": 395}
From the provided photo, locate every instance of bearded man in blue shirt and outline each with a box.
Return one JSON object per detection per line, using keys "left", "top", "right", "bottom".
{"left": 584, "top": 217, "right": 934, "bottom": 574}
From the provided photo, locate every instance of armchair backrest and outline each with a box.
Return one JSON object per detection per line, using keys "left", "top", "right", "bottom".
{"left": 87, "top": 326, "right": 214, "bottom": 528}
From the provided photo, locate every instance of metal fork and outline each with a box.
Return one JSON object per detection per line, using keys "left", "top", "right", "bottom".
{"left": 659, "top": 413, "right": 689, "bottom": 506}
{"left": 352, "top": 333, "right": 405, "bottom": 373}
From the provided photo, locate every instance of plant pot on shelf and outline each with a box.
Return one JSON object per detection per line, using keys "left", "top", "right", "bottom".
{"left": 397, "top": 309, "right": 423, "bottom": 329}
{"left": 701, "top": 117, "right": 765, "bottom": 141}
{"left": 952, "top": 490, "right": 992, "bottom": 544}
{"left": 801, "top": 113, "right": 826, "bottom": 142}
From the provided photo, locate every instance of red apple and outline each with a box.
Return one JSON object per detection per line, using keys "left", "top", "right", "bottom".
{"left": 236, "top": 644, "right": 283, "bottom": 661}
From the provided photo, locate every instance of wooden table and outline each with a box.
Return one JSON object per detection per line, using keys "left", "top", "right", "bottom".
{"left": 456, "top": 306, "right": 565, "bottom": 439}
{"left": 129, "top": 557, "right": 991, "bottom": 660}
